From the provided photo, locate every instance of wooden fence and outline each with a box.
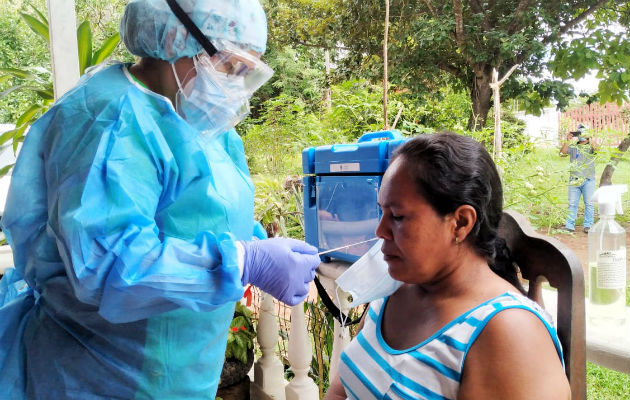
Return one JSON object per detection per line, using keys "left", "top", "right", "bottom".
{"left": 559, "top": 102, "right": 629, "bottom": 146}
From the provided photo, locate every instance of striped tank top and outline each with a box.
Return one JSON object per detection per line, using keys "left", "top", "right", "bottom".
{"left": 338, "top": 292, "right": 563, "bottom": 400}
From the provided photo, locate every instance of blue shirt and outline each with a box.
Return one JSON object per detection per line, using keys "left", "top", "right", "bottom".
{"left": 567, "top": 143, "right": 595, "bottom": 181}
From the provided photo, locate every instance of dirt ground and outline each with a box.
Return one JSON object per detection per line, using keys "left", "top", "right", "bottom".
{"left": 551, "top": 229, "right": 591, "bottom": 273}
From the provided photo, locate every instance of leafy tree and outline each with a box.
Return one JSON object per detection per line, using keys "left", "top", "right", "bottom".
{"left": 265, "top": 0, "right": 340, "bottom": 50}
{"left": 327, "top": 0, "right": 615, "bottom": 129}
{"left": 249, "top": 44, "right": 327, "bottom": 119}
{"left": 550, "top": 3, "right": 630, "bottom": 105}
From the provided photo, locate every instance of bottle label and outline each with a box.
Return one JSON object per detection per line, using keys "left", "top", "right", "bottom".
{"left": 596, "top": 248, "right": 627, "bottom": 289}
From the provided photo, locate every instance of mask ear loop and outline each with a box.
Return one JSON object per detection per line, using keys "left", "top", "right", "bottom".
{"left": 335, "top": 285, "right": 349, "bottom": 339}
{"left": 171, "top": 63, "right": 185, "bottom": 92}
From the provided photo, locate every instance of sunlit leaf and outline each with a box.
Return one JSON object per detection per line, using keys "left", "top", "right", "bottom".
{"left": 16, "top": 104, "right": 44, "bottom": 127}
{"left": 0, "top": 68, "right": 37, "bottom": 81}
{"left": 77, "top": 21, "right": 93, "bottom": 75}
{"left": 20, "top": 13, "right": 49, "bottom": 43}
{"left": 0, "top": 125, "right": 25, "bottom": 147}
{"left": 92, "top": 33, "right": 120, "bottom": 66}
{"left": 35, "top": 88, "right": 54, "bottom": 100}
{"left": 0, "top": 84, "right": 28, "bottom": 99}
{"left": 0, "top": 163, "right": 15, "bottom": 178}
{"left": 0, "top": 129, "right": 17, "bottom": 147}
{"left": 28, "top": 4, "right": 49, "bottom": 27}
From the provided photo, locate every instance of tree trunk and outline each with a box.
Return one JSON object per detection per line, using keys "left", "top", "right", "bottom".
{"left": 324, "top": 50, "right": 331, "bottom": 110}
{"left": 467, "top": 66, "right": 493, "bottom": 131}
{"left": 599, "top": 134, "right": 630, "bottom": 186}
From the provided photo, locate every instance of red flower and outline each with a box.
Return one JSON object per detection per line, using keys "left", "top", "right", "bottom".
{"left": 231, "top": 327, "right": 239, "bottom": 332}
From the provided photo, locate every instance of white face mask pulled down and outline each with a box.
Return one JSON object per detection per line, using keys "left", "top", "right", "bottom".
{"left": 335, "top": 239, "right": 403, "bottom": 313}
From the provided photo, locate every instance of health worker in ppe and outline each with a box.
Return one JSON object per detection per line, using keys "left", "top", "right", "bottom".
{"left": 0, "top": 0, "right": 321, "bottom": 398}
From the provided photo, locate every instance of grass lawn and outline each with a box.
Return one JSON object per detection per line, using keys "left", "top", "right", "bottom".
{"left": 587, "top": 362, "right": 630, "bottom": 399}
{"left": 507, "top": 144, "right": 630, "bottom": 395}
{"left": 504, "top": 144, "right": 630, "bottom": 230}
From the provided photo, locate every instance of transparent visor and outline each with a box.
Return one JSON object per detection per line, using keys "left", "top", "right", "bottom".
{"left": 196, "top": 41, "right": 274, "bottom": 96}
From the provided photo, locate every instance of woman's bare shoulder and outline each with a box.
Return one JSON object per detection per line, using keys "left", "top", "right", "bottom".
{"left": 458, "top": 307, "right": 570, "bottom": 400}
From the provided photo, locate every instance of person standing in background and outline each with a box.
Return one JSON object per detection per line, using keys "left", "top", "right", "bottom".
{"left": 560, "top": 123, "right": 599, "bottom": 233}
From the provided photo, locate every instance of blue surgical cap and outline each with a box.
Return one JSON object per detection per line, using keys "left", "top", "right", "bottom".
{"left": 120, "top": 0, "right": 267, "bottom": 62}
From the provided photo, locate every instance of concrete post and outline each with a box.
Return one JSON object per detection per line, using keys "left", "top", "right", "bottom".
{"left": 47, "top": 0, "right": 80, "bottom": 100}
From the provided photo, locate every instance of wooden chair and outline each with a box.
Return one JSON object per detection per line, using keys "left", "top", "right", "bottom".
{"left": 498, "top": 210, "right": 586, "bottom": 400}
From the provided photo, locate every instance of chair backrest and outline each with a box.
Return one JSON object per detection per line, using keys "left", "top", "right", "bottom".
{"left": 498, "top": 210, "right": 586, "bottom": 400}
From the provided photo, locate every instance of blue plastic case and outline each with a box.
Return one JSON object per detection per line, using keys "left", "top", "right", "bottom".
{"left": 302, "top": 130, "right": 408, "bottom": 262}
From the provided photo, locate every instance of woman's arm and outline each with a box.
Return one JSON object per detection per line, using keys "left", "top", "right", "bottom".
{"left": 324, "top": 374, "right": 347, "bottom": 400}
{"left": 458, "top": 308, "right": 570, "bottom": 400}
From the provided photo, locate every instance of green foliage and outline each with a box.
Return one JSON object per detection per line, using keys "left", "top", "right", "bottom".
{"left": 550, "top": 4, "right": 630, "bottom": 105}
{"left": 243, "top": 94, "right": 331, "bottom": 176}
{"left": 280, "top": 0, "right": 614, "bottom": 128}
{"left": 304, "top": 300, "right": 334, "bottom": 396}
{"left": 251, "top": 45, "right": 326, "bottom": 118}
{"left": 303, "top": 298, "right": 367, "bottom": 396}
{"left": 74, "top": 0, "right": 131, "bottom": 62}
{"left": 253, "top": 175, "right": 305, "bottom": 239}
{"left": 394, "top": 86, "right": 471, "bottom": 134}
{"left": 586, "top": 362, "right": 630, "bottom": 399}
{"left": 0, "top": 2, "right": 49, "bottom": 124}
{"left": 503, "top": 79, "right": 575, "bottom": 115}
{"left": 502, "top": 145, "right": 630, "bottom": 232}
{"left": 265, "top": 0, "right": 341, "bottom": 49}
{"left": 0, "top": 4, "right": 120, "bottom": 174}
{"left": 324, "top": 79, "right": 386, "bottom": 139}
{"left": 501, "top": 147, "right": 570, "bottom": 232}
{"left": 225, "top": 302, "right": 256, "bottom": 364}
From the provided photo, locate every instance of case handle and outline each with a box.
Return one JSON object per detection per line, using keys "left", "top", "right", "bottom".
{"left": 357, "top": 130, "right": 402, "bottom": 143}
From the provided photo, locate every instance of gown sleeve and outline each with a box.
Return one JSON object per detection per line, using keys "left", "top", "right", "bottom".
{"left": 47, "top": 102, "right": 245, "bottom": 323}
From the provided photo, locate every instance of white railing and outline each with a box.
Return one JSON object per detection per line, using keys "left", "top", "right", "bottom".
{"left": 251, "top": 261, "right": 351, "bottom": 399}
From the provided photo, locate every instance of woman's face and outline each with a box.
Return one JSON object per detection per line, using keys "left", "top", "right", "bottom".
{"left": 376, "top": 157, "right": 456, "bottom": 284}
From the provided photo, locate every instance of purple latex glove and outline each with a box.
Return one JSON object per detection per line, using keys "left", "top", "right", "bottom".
{"left": 241, "top": 238, "right": 320, "bottom": 305}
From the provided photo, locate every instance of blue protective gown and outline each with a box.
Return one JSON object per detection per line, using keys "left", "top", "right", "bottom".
{"left": 0, "top": 62, "right": 262, "bottom": 399}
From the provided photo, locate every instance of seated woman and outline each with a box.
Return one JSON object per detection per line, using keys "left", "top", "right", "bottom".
{"left": 325, "top": 133, "right": 570, "bottom": 400}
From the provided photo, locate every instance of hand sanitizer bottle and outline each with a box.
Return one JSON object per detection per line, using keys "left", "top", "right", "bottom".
{"left": 588, "top": 184, "right": 628, "bottom": 327}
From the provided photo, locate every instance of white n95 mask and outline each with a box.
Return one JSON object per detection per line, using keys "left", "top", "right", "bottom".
{"left": 335, "top": 239, "right": 403, "bottom": 308}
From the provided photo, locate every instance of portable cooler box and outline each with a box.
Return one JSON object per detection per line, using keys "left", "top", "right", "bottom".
{"left": 302, "top": 130, "right": 409, "bottom": 262}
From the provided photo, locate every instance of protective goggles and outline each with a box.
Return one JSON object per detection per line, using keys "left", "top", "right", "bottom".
{"left": 166, "top": 0, "right": 273, "bottom": 94}
{"left": 197, "top": 40, "right": 273, "bottom": 95}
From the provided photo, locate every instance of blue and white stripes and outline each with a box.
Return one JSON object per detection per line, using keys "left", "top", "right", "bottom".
{"left": 338, "top": 292, "right": 563, "bottom": 399}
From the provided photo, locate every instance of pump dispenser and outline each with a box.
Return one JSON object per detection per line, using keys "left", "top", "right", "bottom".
{"left": 588, "top": 184, "right": 628, "bottom": 327}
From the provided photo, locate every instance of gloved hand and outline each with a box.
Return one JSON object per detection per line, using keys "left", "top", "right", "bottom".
{"left": 241, "top": 237, "right": 320, "bottom": 305}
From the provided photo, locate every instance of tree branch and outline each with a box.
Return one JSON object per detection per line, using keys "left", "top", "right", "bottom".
{"left": 544, "top": 0, "right": 610, "bottom": 44}
{"left": 421, "top": 0, "right": 437, "bottom": 17}
{"left": 469, "top": 0, "right": 483, "bottom": 13}
{"left": 469, "top": 0, "right": 491, "bottom": 31}
{"left": 437, "top": 63, "right": 464, "bottom": 79}
{"left": 490, "top": 64, "right": 519, "bottom": 88}
{"left": 507, "top": 0, "right": 530, "bottom": 34}
{"left": 453, "top": 0, "right": 465, "bottom": 48}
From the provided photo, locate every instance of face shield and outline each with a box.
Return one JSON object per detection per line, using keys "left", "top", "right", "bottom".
{"left": 166, "top": 0, "right": 273, "bottom": 134}
{"left": 201, "top": 40, "right": 273, "bottom": 95}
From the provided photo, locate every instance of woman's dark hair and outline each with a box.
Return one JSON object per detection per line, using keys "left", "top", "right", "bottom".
{"left": 391, "top": 132, "right": 524, "bottom": 293}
